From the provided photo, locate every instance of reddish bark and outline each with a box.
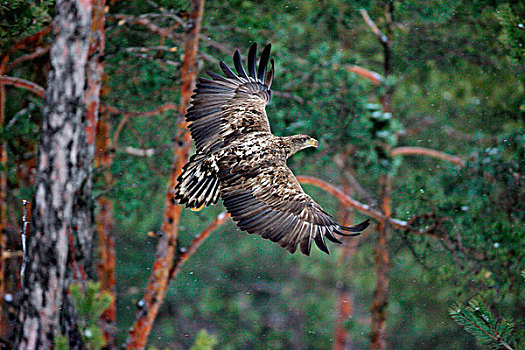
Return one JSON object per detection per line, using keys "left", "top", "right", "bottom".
{"left": 392, "top": 146, "right": 466, "bottom": 167}
{"left": 333, "top": 176, "right": 363, "bottom": 350}
{"left": 370, "top": 174, "right": 392, "bottom": 350}
{"left": 333, "top": 288, "right": 354, "bottom": 350}
{"left": 15, "top": 0, "right": 93, "bottom": 347}
{"left": 96, "top": 113, "right": 116, "bottom": 348}
{"left": 125, "top": 1, "right": 205, "bottom": 348}
{"left": 347, "top": 65, "right": 384, "bottom": 85}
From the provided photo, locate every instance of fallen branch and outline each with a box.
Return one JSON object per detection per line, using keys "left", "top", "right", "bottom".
{"left": 392, "top": 146, "right": 466, "bottom": 167}
{"left": 0, "top": 76, "right": 45, "bottom": 98}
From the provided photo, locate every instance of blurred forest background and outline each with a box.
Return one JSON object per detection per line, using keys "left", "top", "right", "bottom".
{"left": 0, "top": 0, "right": 524, "bottom": 349}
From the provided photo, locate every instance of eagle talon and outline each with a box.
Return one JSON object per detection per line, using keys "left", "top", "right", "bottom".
{"left": 189, "top": 203, "right": 205, "bottom": 212}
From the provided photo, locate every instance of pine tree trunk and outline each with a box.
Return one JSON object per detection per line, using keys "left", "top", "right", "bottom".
{"left": 15, "top": 0, "right": 93, "bottom": 348}
{"left": 62, "top": 0, "right": 106, "bottom": 347}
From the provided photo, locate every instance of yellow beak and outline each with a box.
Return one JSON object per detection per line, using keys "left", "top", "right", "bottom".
{"left": 309, "top": 139, "right": 319, "bottom": 148}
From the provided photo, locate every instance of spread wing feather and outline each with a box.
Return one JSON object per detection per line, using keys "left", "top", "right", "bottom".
{"left": 186, "top": 43, "right": 274, "bottom": 153}
{"left": 219, "top": 160, "right": 370, "bottom": 255}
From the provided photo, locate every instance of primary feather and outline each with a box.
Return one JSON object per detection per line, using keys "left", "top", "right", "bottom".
{"left": 175, "top": 43, "right": 369, "bottom": 255}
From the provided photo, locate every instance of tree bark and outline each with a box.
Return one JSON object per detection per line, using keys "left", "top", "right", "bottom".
{"left": 96, "top": 112, "right": 117, "bottom": 349}
{"left": 15, "top": 0, "right": 93, "bottom": 348}
{"left": 62, "top": 0, "right": 106, "bottom": 347}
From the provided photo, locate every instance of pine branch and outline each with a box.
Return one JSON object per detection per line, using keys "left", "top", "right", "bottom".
{"left": 449, "top": 298, "right": 515, "bottom": 350}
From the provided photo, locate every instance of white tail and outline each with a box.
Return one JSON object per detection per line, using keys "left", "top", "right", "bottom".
{"left": 174, "top": 153, "right": 221, "bottom": 210}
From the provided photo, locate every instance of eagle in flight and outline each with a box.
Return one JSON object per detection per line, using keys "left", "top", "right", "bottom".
{"left": 175, "top": 43, "right": 370, "bottom": 255}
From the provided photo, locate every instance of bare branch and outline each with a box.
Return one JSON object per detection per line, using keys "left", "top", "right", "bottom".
{"left": 123, "top": 45, "right": 178, "bottom": 53}
{"left": 347, "top": 65, "right": 384, "bottom": 85}
{"left": 392, "top": 146, "right": 466, "bottom": 167}
{"left": 169, "top": 212, "right": 230, "bottom": 279}
{"left": 5, "top": 46, "right": 50, "bottom": 72}
{"left": 0, "top": 26, "right": 51, "bottom": 63}
{"left": 359, "top": 9, "right": 388, "bottom": 45}
{"left": 0, "top": 76, "right": 45, "bottom": 98}
{"left": 272, "top": 90, "right": 305, "bottom": 104}
{"left": 108, "top": 14, "right": 182, "bottom": 39}
{"left": 120, "top": 146, "right": 168, "bottom": 157}
{"left": 199, "top": 35, "right": 234, "bottom": 55}
{"left": 102, "top": 102, "right": 178, "bottom": 118}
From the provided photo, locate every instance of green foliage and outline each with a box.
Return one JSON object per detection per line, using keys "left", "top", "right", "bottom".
{"left": 495, "top": 4, "right": 525, "bottom": 63}
{"left": 4, "top": 0, "right": 525, "bottom": 349}
{"left": 360, "top": 103, "right": 404, "bottom": 174}
{"left": 69, "top": 281, "right": 113, "bottom": 350}
{"left": 0, "top": 0, "right": 53, "bottom": 47}
{"left": 55, "top": 333, "right": 69, "bottom": 350}
{"left": 190, "top": 329, "right": 218, "bottom": 350}
{"left": 449, "top": 297, "right": 516, "bottom": 350}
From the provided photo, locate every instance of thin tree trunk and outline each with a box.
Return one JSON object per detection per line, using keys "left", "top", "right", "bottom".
{"left": 370, "top": 174, "right": 392, "bottom": 350}
{"left": 367, "top": 4, "right": 394, "bottom": 349}
{"left": 125, "top": 0, "right": 205, "bottom": 348}
{"left": 96, "top": 112, "right": 117, "bottom": 349}
{"left": 333, "top": 169, "right": 366, "bottom": 350}
{"left": 0, "top": 61, "right": 8, "bottom": 340}
{"left": 15, "top": 0, "right": 93, "bottom": 348}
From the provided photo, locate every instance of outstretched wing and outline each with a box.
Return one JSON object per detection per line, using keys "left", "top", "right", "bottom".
{"left": 186, "top": 43, "right": 275, "bottom": 153}
{"left": 218, "top": 159, "right": 370, "bottom": 255}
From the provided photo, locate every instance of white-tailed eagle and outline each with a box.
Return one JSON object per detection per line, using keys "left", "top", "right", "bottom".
{"left": 175, "top": 43, "right": 369, "bottom": 255}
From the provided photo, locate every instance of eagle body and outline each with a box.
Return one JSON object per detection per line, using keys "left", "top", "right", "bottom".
{"left": 175, "top": 43, "right": 370, "bottom": 255}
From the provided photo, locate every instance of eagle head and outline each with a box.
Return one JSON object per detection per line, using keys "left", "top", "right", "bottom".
{"left": 284, "top": 134, "right": 319, "bottom": 157}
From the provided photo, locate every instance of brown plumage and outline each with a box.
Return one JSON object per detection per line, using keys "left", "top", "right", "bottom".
{"left": 175, "top": 43, "right": 369, "bottom": 255}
